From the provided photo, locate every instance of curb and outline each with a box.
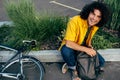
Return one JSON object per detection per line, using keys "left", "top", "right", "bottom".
{"left": 0, "top": 49, "right": 120, "bottom": 62}
{"left": 0, "top": 21, "right": 12, "bottom": 27}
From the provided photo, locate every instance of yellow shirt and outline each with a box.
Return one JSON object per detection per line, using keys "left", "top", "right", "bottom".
{"left": 59, "top": 15, "right": 99, "bottom": 50}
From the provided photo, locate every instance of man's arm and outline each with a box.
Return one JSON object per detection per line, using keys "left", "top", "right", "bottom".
{"left": 66, "top": 40, "right": 96, "bottom": 57}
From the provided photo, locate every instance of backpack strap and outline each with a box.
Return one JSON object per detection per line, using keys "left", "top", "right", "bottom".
{"left": 82, "top": 27, "right": 92, "bottom": 46}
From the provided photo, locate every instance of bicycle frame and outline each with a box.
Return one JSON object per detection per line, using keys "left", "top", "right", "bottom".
{"left": 0, "top": 45, "right": 24, "bottom": 79}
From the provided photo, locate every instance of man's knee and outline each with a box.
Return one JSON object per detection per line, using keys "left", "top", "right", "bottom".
{"left": 61, "top": 45, "right": 74, "bottom": 56}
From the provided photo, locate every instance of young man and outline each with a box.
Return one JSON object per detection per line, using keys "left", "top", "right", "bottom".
{"left": 59, "top": 1, "right": 110, "bottom": 80}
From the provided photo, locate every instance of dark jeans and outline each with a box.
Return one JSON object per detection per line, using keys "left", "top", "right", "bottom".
{"left": 61, "top": 45, "right": 105, "bottom": 67}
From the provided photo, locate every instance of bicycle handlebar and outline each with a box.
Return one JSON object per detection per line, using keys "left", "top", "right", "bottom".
{"left": 0, "top": 40, "right": 37, "bottom": 53}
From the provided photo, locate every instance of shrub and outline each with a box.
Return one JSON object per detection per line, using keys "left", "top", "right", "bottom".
{"left": 96, "top": 28, "right": 120, "bottom": 48}
{"left": 92, "top": 34, "right": 112, "bottom": 49}
{"left": 104, "top": 0, "right": 120, "bottom": 31}
{"left": 0, "top": 24, "right": 13, "bottom": 44}
{"left": 4, "top": 0, "right": 68, "bottom": 49}
{"left": 37, "top": 14, "right": 68, "bottom": 42}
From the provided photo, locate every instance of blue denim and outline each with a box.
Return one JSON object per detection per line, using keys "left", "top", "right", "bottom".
{"left": 97, "top": 52, "right": 105, "bottom": 67}
{"left": 61, "top": 45, "right": 105, "bottom": 67}
{"left": 61, "top": 45, "right": 77, "bottom": 67}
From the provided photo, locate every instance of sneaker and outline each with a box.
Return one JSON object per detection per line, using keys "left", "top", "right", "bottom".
{"left": 72, "top": 70, "right": 81, "bottom": 80}
{"left": 62, "top": 63, "right": 68, "bottom": 74}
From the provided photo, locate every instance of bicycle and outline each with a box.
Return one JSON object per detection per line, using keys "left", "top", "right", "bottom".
{"left": 0, "top": 40, "right": 45, "bottom": 80}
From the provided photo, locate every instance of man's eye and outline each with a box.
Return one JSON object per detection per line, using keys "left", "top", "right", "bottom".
{"left": 98, "top": 16, "right": 101, "bottom": 18}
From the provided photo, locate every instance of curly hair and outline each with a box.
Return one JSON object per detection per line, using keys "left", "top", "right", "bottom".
{"left": 79, "top": 1, "right": 110, "bottom": 27}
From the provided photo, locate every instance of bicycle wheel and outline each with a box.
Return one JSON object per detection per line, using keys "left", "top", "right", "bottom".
{"left": 1, "top": 56, "right": 45, "bottom": 80}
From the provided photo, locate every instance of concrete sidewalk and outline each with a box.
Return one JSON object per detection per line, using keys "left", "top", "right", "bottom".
{"left": 43, "top": 62, "right": 120, "bottom": 80}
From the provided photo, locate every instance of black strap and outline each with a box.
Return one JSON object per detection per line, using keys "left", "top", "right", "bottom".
{"left": 82, "top": 27, "right": 92, "bottom": 46}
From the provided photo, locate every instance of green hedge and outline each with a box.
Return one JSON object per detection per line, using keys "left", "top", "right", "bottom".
{"left": 104, "top": 0, "right": 120, "bottom": 31}
{"left": 4, "top": 0, "right": 68, "bottom": 49}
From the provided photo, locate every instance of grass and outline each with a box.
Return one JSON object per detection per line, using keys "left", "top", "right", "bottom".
{"left": 3, "top": 0, "right": 68, "bottom": 49}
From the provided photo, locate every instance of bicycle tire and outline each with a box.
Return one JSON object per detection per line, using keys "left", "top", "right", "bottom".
{"left": 1, "top": 56, "right": 45, "bottom": 80}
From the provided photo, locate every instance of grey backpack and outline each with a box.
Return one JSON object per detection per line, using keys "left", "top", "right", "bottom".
{"left": 77, "top": 51, "right": 100, "bottom": 80}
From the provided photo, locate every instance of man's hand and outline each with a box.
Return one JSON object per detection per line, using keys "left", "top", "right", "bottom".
{"left": 88, "top": 44, "right": 94, "bottom": 49}
{"left": 85, "top": 48, "right": 96, "bottom": 57}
